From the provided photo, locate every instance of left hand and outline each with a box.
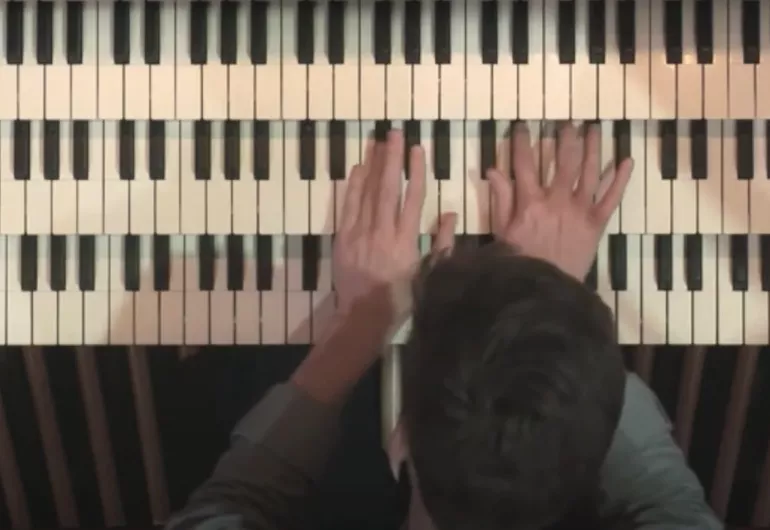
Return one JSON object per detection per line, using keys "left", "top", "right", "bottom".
{"left": 334, "top": 130, "right": 456, "bottom": 321}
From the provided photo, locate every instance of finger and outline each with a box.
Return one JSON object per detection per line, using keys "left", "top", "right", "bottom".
{"left": 339, "top": 164, "right": 368, "bottom": 234}
{"left": 399, "top": 145, "right": 427, "bottom": 240}
{"left": 360, "top": 142, "right": 386, "bottom": 232}
{"left": 511, "top": 123, "right": 542, "bottom": 201}
{"left": 552, "top": 123, "right": 583, "bottom": 194}
{"left": 576, "top": 124, "right": 602, "bottom": 202}
{"left": 432, "top": 212, "right": 457, "bottom": 254}
{"left": 487, "top": 167, "right": 514, "bottom": 235}
{"left": 376, "top": 130, "right": 405, "bottom": 232}
{"left": 593, "top": 158, "right": 634, "bottom": 225}
{"left": 537, "top": 135, "right": 557, "bottom": 186}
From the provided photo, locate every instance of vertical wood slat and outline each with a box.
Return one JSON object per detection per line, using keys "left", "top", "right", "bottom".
{"left": 22, "top": 347, "right": 78, "bottom": 527}
{"left": 674, "top": 346, "right": 706, "bottom": 457}
{"left": 633, "top": 346, "right": 655, "bottom": 384}
{"left": 75, "top": 347, "right": 125, "bottom": 526}
{"left": 128, "top": 347, "right": 170, "bottom": 523}
{"left": 0, "top": 389, "right": 30, "bottom": 528}
{"left": 752, "top": 433, "right": 770, "bottom": 526}
{"left": 710, "top": 347, "right": 759, "bottom": 519}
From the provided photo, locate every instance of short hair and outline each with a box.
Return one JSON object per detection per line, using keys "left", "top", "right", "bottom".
{"left": 401, "top": 241, "right": 626, "bottom": 530}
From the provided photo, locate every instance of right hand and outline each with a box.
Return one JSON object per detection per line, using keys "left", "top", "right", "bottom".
{"left": 486, "top": 122, "right": 633, "bottom": 281}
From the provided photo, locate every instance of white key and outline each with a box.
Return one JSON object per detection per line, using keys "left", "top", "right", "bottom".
{"left": 0, "top": 122, "right": 25, "bottom": 234}
{"left": 672, "top": 120, "right": 697, "bottom": 233}
{"left": 596, "top": 235, "right": 615, "bottom": 316}
{"left": 598, "top": 0, "right": 623, "bottom": 119}
{"left": 649, "top": 0, "right": 675, "bottom": 119}
{"left": 125, "top": 0, "right": 150, "bottom": 120}
{"left": 284, "top": 122, "right": 309, "bottom": 234}
{"left": 0, "top": 3, "right": 19, "bottom": 119}
{"left": 235, "top": 236, "right": 260, "bottom": 344}
{"left": 155, "top": 121, "right": 180, "bottom": 234}
{"left": 757, "top": 2, "right": 770, "bottom": 118}
{"left": 286, "top": 236, "right": 311, "bottom": 343}
{"left": 150, "top": 2, "right": 176, "bottom": 119}
{"left": 620, "top": 120, "right": 645, "bottom": 233}
{"left": 440, "top": 2, "right": 465, "bottom": 119}
{"left": 45, "top": 1, "right": 71, "bottom": 120}
{"left": 334, "top": 1, "right": 359, "bottom": 119}
{"left": 412, "top": 1, "right": 439, "bottom": 120}
{"left": 26, "top": 121, "right": 51, "bottom": 234}
{"left": 53, "top": 121, "right": 77, "bottom": 234}
{"left": 572, "top": 0, "right": 597, "bottom": 120}
{"left": 19, "top": 5, "right": 44, "bottom": 120}
{"left": 311, "top": 236, "right": 335, "bottom": 342}
{"left": 693, "top": 234, "right": 717, "bottom": 344}
{"left": 179, "top": 122, "right": 206, "bottom": 234}
{"left": 281, "top": 0, "right": 307, "bottom": 120}
{"left": 103, "top": 121, "right": 130, "bottom": 234}
{"left": 751, "top": 120, "right": 770, "bottom": 233}
{"left": 704, "top": 0, "right": 728, "bottom": 118}
{"left": 728, "top": 1, "right": 755, "bottom": 119}
{"left": 441, "top": 121, "right": 464, "bottom": 230}
{"left": 699, "top": 120, "right": 722, "bottom": 233}
{"left": 491, "top": 0, "right": 516, "bottom": 119}
{"left": 310, "top": 121, "right": 334, "bottom": 233}
{"left": 98, "top": 2, "right": 123, "bottom": 120}
{"left": 255, "top": 2, "right": 281, "bottom": 119}
{"left": 641, "top": 235, "right": 667, "bottom": 344}
{"left": 668, "top": 235, "right": 692, "bottom": 344}
{"left": 616, "top": 234, "right": 641, "bottom": 344}
{"left": 259, "top": 121, "right": 284, "bottom": 234}
{"left": 175, "top": 0, "right": 202, "bottom": 120}
{"left": 232, "top": 121, "right": 258, "bottom": 234}
{"left": 544, "top": 0, "right": 569, "bottom": 119}
{"left": 387, "top": 2, "right": 411, "bottom": 118}
{"left": 108, "top": 235, "right": 133, "bottom": 344}
{"left": 421, "top": 121, "right": 439, "bottom": 232}
{"left": 72, "top": 1, "right": 98, "bottom": 119}
{"left": 261, "top": 236, "right": 287, "bottom": 344}
{"left": 463, "top": 121, "right": 489, "bottom": 234}
{"left": 465, "top": 2, "right": 491, "bottom": 120}
{"left": 228, "top": 1, "right": 254, "bottom": 119}
{"left": 83, "top": 236, "right": 110, "bottom": 344}
{"left": 519, "top": 0, "right": 544, "bottom": 119}
{"left": 601, "top": 121, "right": 619, "bottom": 233}
{"left": 78, "top": 122, "right": 105, "bottom": 234}
{"left": 625, "top": 0, "right": 651, "bottom": 119}
{"left": 207, "top": 121, "right": 232, "bottom": 234}
{"left": 210, "top": 236, "right": 235, "bottom": 344}
{"left": 308, "top": 1, "right": 333, "bottom": 119}
{"left": 717, "top": 235, "right": 743, "bottom": 344}
{"left": 59, "top": 236, "right": 83, "bottom": 345}
{"left": 183, "top": 236, "right": 209, "bottom": 345}
{"left": 134, "top": 236, "right": 159, "bottom": 345}
{"left": 159, "top": 236, "right": 184, "bottom": 344}
{"left": 203, "top": 1, "right": 228, "bottom": 120}
{"left": 645, "top": 121, "right": 672, "bottom": 233}
{"left": 6, "top": 236, "right": 32, "bottom": 344}
{"left": 334, "top": 121, "right": 360, "bottom": 230}
{"left": 745, "top": 236, "right": 768, "bottom": 344}
{"left": 33, "top": 237, "right": 57, "bottom": 345}
{"left": 722, "top": 120, "right": 749, "bottom": 233}
{"left": 677, "top": 0, "right": 702, "bottom": 118}
{"left": 130, "top": 121, "right": 156, "bottom": 234}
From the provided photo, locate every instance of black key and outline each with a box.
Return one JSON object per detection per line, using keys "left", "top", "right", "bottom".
{"left": 43, "top": 120, "right": 60, "bottom": 181}
{"left": 73, "top": 120, "right": 89, "bottom": 181}
{"left": 297, "top": 1, "right": 315, "bottom": 64}
{"left": 660, "top": 120, "right": 677, "bottom": 180}
{"left": 761, "top": 235, "right": 770, "bottom": 291}
{"left": 49, "top": 235, "right": 66, "bottom": 291}
{"left": 123, "top": 235, "right": 140, "bottom": 291}
{"left": 327, "top": 1, "right": 345, "bottom": 64}
{"left": 113, "top": 0, "right": 131, "bottom": 64}
{"left": 143, "top": 0, "right": 161, "bottom": 65}
{"left": 404, "top": 0, "right": 421, "bottom": 64}
{"left": 66, "top": 1, "right": 84, "bottom": 65}
{"left": 617, "top": 0, "right": 636, "bottom": 64}
{"left": 684, "top": 234, "right": 703, "bottom": 291}
{"left": 690, "top": 120, "right": 708, "bottom": 180}
{"left": 220, "top": 0, "right": 238, "bottom": 64}
{"left": 224, "top": 120, "right": 240, "bottom": 181}
{"left": 736, "top": 120, "right": 754, "bottom": 180}
{"left": 374, "top": 120, "right": 391, "bottom": 142}
{"left": 20, "top": 235, "right": 38, "bottom": 292}
{"left": 256, "top": 235, "right": 273, "bottom": 291}
{"left": 695, "top": 0, "right": 713, "bottom": 64}
{"left": 512, "top": 0, "right": 530, "bottom": 64}
{"left": 481, "top": 120, "right": 496, "bottom": 177}
{"left": 36, "top": 1, "right": 53, "bottom": 65}
{"left": 434, "top": 1, "right": 451, "bottom": 64}
{"left": 153, "top": 235, "right": 170, "bottom": 291}
{"left": 730, "top": 235, "right": 749, "bottom": 291}
{"left": 329, "top": 120, "right": 346, "bottom": 181}
{"left": 226, "top": 235, "right": 244, "bottom": 291}
{"left": 194, "top": 121, "right": 211, "bottom": 181}
{"left": 743, "top": 0, "right": 760, "bottom": 64}
{"left": 302, "top": 235, "right": 320, "bottom": 291}
{"left": 148, "top": 120, "right": 165, "bottom": 181}
{"left": 374, "top": 1, "right": 392, "bottom": 64}
{"left": 585, "top": 259, "right": 598, "bottom": 290}
{"left": 608, "top": 234, "right": 627, "bottom": 291}
{"left": 78, "top": 235, "right": 95, "bottom": 291}
{"left": 589, "top": 0, "right": 606, "bottom": 64}
{"left": 558, "top": 0, "right": 576, "bottom": 64}
{"left": 300, "top": 121, "right": 316, "bottom": 180}
{"left": 613, "top": 120, "right": 631, "bottom": 167}
{"left": 481, "top": 1, "right": 498, "bottom": 64}
{"left": 249, "top": 1, "right": 268, "bottom": 64}
{"left": 6, "top": 1, "right": 24, "bottom": 65}
{"left": 654, "top": 234, "right": 673, "bottom": 291}
{"left": 433, "top": 120, "right": 450, "bottom": 181}
{"left": 253, "top": 120, "right": 270, "bottom": 180}
{"left": 404, "top": 120, "right": 420, "bottom": 178}
{"left": 190, "top": 1, "right": 209, "bottom": 64}
{"left": 198, "top": 235, "right": 215, "bottom": 291}
{"left": 119, "top": 120, "right": 135, "bottom": 181}
{"left": 13, "top": 120, "right": 30, "bottom": 181}
{"left": 664, "top": 0, "right": 683, "bottom": 64}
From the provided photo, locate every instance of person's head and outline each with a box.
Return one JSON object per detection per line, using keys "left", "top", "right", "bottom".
{"left": 399, "top": 241, "right": 626, "bottom": 530}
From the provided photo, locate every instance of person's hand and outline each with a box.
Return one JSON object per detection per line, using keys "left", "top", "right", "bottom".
{"left": 487, "top": 122, "right": 632, "bottom": 280}
{"left": 334, "top": 130, "right": 456, "bottom": 322}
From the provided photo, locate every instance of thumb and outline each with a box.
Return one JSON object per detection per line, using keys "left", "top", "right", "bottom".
{"left": 432, "top": 212, "right": 457, "bottom": 254}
